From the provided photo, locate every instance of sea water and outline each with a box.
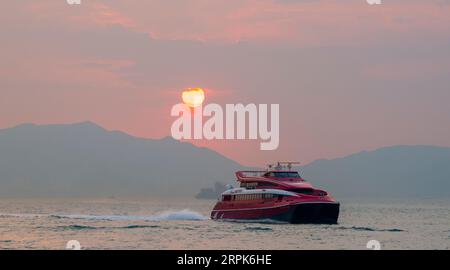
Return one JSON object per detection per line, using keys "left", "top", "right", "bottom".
{"left": 0, "top": 197, "right": 449, "bottom": 250}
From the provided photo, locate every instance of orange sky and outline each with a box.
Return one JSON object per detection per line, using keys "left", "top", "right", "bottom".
{"left": 1, "top": 0, "right": 450, "bottom": 166}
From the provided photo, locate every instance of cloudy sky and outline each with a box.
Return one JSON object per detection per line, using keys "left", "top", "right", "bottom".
{"left": 1, "top": 0, "right": 450, "bottom": 166}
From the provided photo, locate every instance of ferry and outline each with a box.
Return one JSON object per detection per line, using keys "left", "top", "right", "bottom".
{"left": 211, "top": 162, "right": 340, "bottom": 224}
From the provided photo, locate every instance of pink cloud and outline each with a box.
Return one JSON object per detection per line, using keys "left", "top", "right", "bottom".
{"left": 12, "top": 0, "right": 450, "bottom": 45}
{"left": 81, "top": 0, "right": 450, "bottom": 45}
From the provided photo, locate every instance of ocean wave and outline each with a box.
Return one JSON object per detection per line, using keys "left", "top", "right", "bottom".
{"left": 335, "top": 226, "right": 405, "bottom": 232}
{"left": 59, "top": 225, "right": 98, "bottom": 230}
{"left": 51, "top": 209, "right": 207, "bottom": 221}
{"left": 244, "top": 226, "right": 273, "bottom": 232}
{"left": 57, "top": 224, "right": 161, "bottom": 231}
{"left": 0, "top": 213, "right": 46, "bottom": 218}
{"left": 123, "top": 225, "right": 161, "bottom": 229}
{"left": 217, "top": 218, "right": 287, "bottom": 225}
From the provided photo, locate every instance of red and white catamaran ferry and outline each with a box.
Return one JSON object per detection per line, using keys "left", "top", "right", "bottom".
{"left": 211, "top": 162, "right": 340, "bottom": 224}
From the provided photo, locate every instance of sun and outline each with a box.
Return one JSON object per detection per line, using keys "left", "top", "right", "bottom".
{"left": 182, "top": 88, "right": 205, "bottom": 108}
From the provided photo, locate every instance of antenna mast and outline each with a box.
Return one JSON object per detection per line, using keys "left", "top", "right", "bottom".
{"left": 267, "top": 161, "right": 301, "bottom": 171}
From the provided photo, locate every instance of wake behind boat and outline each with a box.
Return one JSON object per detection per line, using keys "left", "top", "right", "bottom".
{"left": 211, "top": 162, "right": 340, "bottom": 224}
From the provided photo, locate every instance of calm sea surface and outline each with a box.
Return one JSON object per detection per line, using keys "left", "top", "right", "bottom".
{"left": 0, "top": 197, "right": 449, "bottom": 250}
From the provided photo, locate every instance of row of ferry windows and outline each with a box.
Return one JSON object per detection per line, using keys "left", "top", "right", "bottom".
{"left": 240, "top": 182, "right": 278, "bottom": 189}
{"left": 222, "top": 193, "right": 275, "bottom": 201}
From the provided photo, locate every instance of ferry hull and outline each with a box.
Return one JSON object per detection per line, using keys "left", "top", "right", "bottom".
{"left": 212, "top": 202, "right": 340, "bottom": 224}
{"left": 282, "top": 202, "right": 340, "bottom": 224}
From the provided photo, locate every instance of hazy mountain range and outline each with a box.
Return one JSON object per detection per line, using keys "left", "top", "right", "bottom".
{"left": 0, "top": 122, "right": 449, "bottom": 198}
{"left": 0, "top": 122, "right": 241, "bottom": 197}
{"left": 299, "top": 145, "right": 450, "bottom": 198}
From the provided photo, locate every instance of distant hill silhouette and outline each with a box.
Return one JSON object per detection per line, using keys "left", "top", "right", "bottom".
{"left": 195, "top": 182, "right": 228, "bottom": 199}
{"left": 0, "top": 122, "right": 449, "bottom": 198}
{"left": 299, "top": 145, "right": 450, "bottom": 198}
{"left": 0, "top": 122, "right": 240, "bottom": 197}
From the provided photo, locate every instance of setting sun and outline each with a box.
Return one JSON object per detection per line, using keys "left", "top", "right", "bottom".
{"left": 182, "top": 88, "right": 205, "bottom": 108}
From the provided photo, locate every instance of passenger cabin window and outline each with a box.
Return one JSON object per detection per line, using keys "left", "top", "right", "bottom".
{"left": 233, "top": 193, "right": 275, "bottom": 201}
{"left": 240, "top": 181, "right": 278, "bottom": 188}
{"left": 266, "top": 172, "right": 301, "bottom": 178}
{"left": 222, "top": 195, "right": 231, "bottom": 201}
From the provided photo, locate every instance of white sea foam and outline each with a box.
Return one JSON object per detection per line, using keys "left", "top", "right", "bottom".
{"left": 51, "top": 209, "right": 208, "bottom": 221}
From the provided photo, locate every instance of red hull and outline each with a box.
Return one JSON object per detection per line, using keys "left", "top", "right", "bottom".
{"left": 212, "top": 196, "right": 339, "bottom": 224}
